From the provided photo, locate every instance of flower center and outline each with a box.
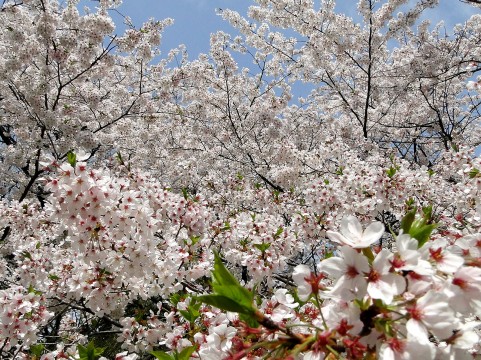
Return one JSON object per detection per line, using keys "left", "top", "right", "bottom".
{"left": 368, "top": 269, "right": 381, "bottom": 283}
{"left": 388, "top": 337, "right": 405, "bottom": 353}
{"left": 346, "top": 265, "right": 359, "bottom": 278}
{"left": 407, "top": 305, "right": 423, "bottom": 321}
{"left": 390, "top": 255, "right": 406, "bottom": 269}
{"left": 452, "top": 277, "right": 468, "bottom": 290}
{"left": 429, "top": 247, "right": 444, "bottom": 262}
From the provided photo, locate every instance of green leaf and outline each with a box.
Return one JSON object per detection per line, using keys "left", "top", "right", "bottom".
{"left": 254, "top": 242, "right": 271, "bottom": 253}
{"left": 196, "top": 294, "right": 254, "bottom": 314}
{"left": 216, "top": 284, "right": 254, "bottom": 308}
{"left": 197, "top": 252, "right": 256, "bottom": 324}
{"left": 78, "top": 341, "right": 104, "bottom": 360}
{"left": 116, "top": 151, "right": 124, "bottom": 165}
{"left": 30, "top": 344, "right": 45, "bottom": 358}
{"left": 150, "top": 351, "right": 175, "bottom": 360}
{"left": 211, "top": 253, "right": 253, "bottom": 307}
{"left": 272, "top": 189, "right": 280, "bottom": 200}
{"left": 170, "top": 293, "right": 181, "bottom": 307}
{"left": 221, "top": 221, "right": 231, "bottom": 231}
{"left": 401, "top": 206, "right": 437, "bottom": 248}
{"left": 400, "top": 208, "right": 416, "bottom": 234}
{"left": 422, "top": 205, "right": 433, "bottom": 221}
{"left": 28, "top": 285, "right": 42, "bottom": 296}
{"left": 386, "top": 166, "right": 397, "bottom": 178}
{"left": 409, "top": 222, "right": 437, "bottom": 248}
{"left": 48, "top": 274, "right": 60, "bottom": 281}
{"left": 189, "top": 235, "right": 201, "bottom": 246}
{"left": 427, "top": 169, "right": 435, "bottom": 177}
{"left": 211, "top": 253, "right": 240, "bottom": 288}
{"left": 336, "top": 166, "right": 344, "bottom": 176}
{"left": 179, "top": 300, "right": 200, "bottom": 323}
{"left": 67, "top": 151, "right": 77, "bottom": 167}
{"left": 324, "top": 251, "right": 334, "bottom": 259}
{"left": 362, "top": 247, "right": 375, "bottom": 262}
{"left": 35, "top": 242, "right": 41, "bottom": 249}
{"left": 273, "top": 226, "right": 283, "bottom": 239}
{"left": 179, "top": 309, "right": 192, "bottom": 323}
{"left": 469, "top": 168, "right": 480, "bottom": 178}
{"left": 178, "top": 346, "right": 196, "bottom": 360}
{"left": 239, "top": 312, "right": 259, "bottom": 328}
{"left": 239, "top": 238, "right": 249, "bottom": 248}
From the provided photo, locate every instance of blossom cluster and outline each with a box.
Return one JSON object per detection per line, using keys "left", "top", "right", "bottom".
{"left": 288, "top": 216, "right": 481, "bottom": 359}
{"left": 0, "top": 147, "right": 478, "bottom": 359}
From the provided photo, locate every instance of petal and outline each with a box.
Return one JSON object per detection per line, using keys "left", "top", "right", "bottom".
{"left": 405, "top": 340, "right": 435, "bottom": 360}
{"left": 362, "top": 221, "right": 385, "bottom": 245}
{"left": 297, "top": 286, "right": 312, "bottom": 302}
{"left": 406, "top": 319, "right": 429, "bottom": 342}
{"left": 378, "top": 343, "right": 396, "bottom": 360}
{"left": 391, "top": 274, "right": 407, "bottom": 295}
{"left": 345, "top": 248, "right": 370, "bottom": 273}
{"left": 396, "top": 234, "right": 418, "bottom": 253}
{"left": 367, "top": 281, "right": 389, "bottom": 303}
{"left": 437, "top": 252, "right": 464, "bottom": 274}
{"left": 292, "top": 264, "right": 311, "bottom": 285}
{"left": 320, "top": 257, "right": 346, "bottom": 279}
{"left": 326, "top": 230, "right": 351, "bottom": 246}
{"left": 341, "top": 215, "right": 363, "bottom": 241}
{"left": 373, "top": 249, "right": 393, "bottom": 273}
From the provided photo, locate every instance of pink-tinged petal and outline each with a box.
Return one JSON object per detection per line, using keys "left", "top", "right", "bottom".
{"left": 320, "top": 257, "right": 345, "bottom": 279}
{"left": 373, "top": 249, "right": 393, "bottom": 274}
{"left": 436, "top": 252, "right": 464, "bottom": 274}
{"left": 454, "top": 267, "right": 481, "bottom": 292}
{"left": 390, "top": 274, "right": 406, "bottom": 295}
{"left": 414, "top": 291, "right": 459, "bottom": 340}
{"left": 379, "top": 339, "right": 435, "bottom": 360}
{"left": 367, "top": 281, "right": 385, "bottom": 302}
{"left": 406, "top": 319, "right": 429, "bottom": 342}
{"left": 454, "top": 322, "right": 481, "bottom": 349}
{"left": 378, "top": 343, "right": 396, "bottom": 360}
{"left": 396, "top": 234, "right": 418, "bottom": 253}
{"left": 329, "top": 274, "right": 368, "bottom": 300}
{"left": 329, "top": 216, "right": 385, "bottom": 248}
{"left": 417, "top": 290, "right": 444, "bottom": 309}
{"left": 326, "top": 230, "right": 351, "bottom": 246}
{"left": 341, "top": 216, "right": 363, "bottom": 242}
{"left": 405, "top": 340, "right": 436, "bottom": 359}
{"left": 378, "top": 280, "right": 396, "bottom": 304}
{"left": 351, "top": 276, "right": 368, "bottom": 296}
{"left": 297, "top": 287, "right": 311, "bottom": 302}
{"left": 362, "top": 221, "right": 385, "bottom": 245}
{"left": 292, "top": 264, "right": 312, "bottom": 301}
{"left": 292, "top": 264, "right": 310, "bottom": 282}
{"left": 340, "top": 245, "right": 370, "bottom": 274}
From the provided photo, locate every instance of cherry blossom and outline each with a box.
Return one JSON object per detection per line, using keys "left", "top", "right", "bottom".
{"left": 326, "top": 216, "right": 385, "bottom": 249}
{"left": 405, "top": 290, "right": 459, "bottom": 342}
{"left": 320, "top": 245, "right": 369, "bottom": 300}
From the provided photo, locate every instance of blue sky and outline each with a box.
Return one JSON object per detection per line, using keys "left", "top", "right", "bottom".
{"left": 79, "top": 0, "right": 479, "bottom": 59}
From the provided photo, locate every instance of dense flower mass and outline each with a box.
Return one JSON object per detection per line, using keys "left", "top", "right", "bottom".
{"left": 0, "top": 0, "right": 480, "bottom": 359}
